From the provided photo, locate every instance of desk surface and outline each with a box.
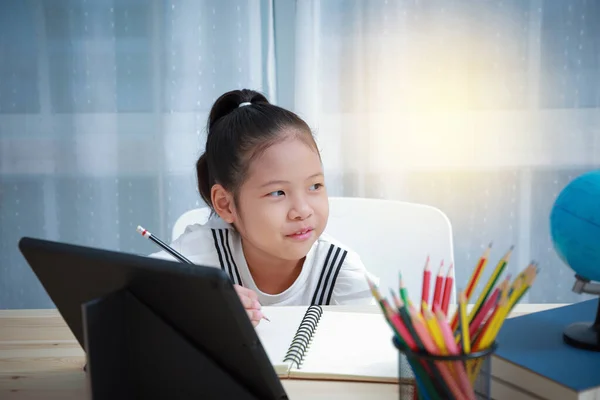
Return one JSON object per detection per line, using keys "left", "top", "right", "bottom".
{"left": 0, "top": 304, "right": 565, "bottom": 400}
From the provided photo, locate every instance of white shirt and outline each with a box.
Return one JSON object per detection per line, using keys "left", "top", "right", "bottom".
{"left": 149, "top": 217, "right": 378, "bottom": 306}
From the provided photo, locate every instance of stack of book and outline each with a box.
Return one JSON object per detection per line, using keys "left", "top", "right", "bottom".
{"left": 491, "top": 299, "right": 600, "bottom": 400}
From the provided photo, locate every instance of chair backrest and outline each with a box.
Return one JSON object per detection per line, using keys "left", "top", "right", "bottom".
{"left": 171, "top": 197, "right": 455, "bottom": 306}
{"left": 172, "top": 207, "right": 212, "bottom": 241}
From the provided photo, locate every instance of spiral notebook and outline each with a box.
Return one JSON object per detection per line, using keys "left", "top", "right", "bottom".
{"left": 255, "top": 305, "right": 410, "bottom": 383}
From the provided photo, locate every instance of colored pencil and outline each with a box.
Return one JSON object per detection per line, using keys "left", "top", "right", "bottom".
{"left": 468, "top": 276, "right": 507, "bottom": 339}
{"left": 458, "top": 292, "right": 471, "bottom": 354}
{"left": 451, "top": 243, "right": 492, "bottom": 331}
{"left": 432, "top": 261, "right": 445, "bottom": 307}
{"left": 385, "top": 307, "right": 435, "bottom": 400}
{"left": 399, "top": 272, "right": 410, "bottom": 306}
{"left": 441, "top": 263, "right": 454, "bottom": 315}
{"left": 421, "top": 256, "right": 431, "bottom": 313}
{"left": 468, "top": 268, "right": 538, "bottom": 383}
{"left": 435, "top": 310, "right": 476, "bottom": 400}
{"left": 393, "top": 293, "right": 443, "bottom": 400}
{"left": 366, "top": 275, "right": 389, "bottom": 316}
{"left": 509, "top": 264, "right": 537, "bottom": 310}
{"left": 409, "top": 308, "right": 459, "bottom": 400}
{"left": 468, "top": 246, "right": 514, "bottom": 323}
{"left": 422, "top": 302, "right": 445, "bottom": 352}
{"left": 366, "top": 247, "right": 539, "bottom": 400}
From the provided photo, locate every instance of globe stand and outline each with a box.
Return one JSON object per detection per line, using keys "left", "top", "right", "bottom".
{"left": 563, "top": 274, "right": 600, "bottom": 352}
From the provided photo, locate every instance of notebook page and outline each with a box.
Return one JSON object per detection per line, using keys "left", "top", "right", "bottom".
{"left": 289, "top": 312, "right": 403, "bottom": 383}
{"left": 254, "top": 306, "right": 311, "bottom": 376}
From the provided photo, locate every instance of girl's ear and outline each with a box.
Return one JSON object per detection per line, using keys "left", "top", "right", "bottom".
{"left": 211, "top": 184, "right": 236, "bottom": 224}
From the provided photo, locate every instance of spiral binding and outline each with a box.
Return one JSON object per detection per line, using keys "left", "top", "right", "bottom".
{"left": 282, "top": 305, "right": 323, "bottom": 369}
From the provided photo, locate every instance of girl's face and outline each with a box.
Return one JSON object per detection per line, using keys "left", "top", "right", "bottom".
{"left": 233, "top": 135, "right": 329, "bottom": 263}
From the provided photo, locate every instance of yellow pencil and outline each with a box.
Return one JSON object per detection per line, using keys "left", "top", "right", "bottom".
{"left": 489, "top": 268, "right": 537, "bottom": 342}
{"left": 469, "top": 267, "right": 538, "bottom": 382}
{"left": 479, "top": 267, "right": 537, "bottom": 349}
{"left": 475, "top": 278, "right": 511, "bottom": 351}
{"left": 422, "top": 302, "right": 446, "bottom": 353}
{"left": 458, "top": 292, "right": 471, "bottom": 353}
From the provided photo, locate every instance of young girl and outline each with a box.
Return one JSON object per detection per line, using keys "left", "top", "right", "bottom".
{"left": 150, "top": 89, "right": 377, "bottom": 326}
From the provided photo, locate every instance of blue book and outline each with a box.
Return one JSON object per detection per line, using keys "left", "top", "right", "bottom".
{"left": 491, "top": 299, "right": 600, "bottom": 400}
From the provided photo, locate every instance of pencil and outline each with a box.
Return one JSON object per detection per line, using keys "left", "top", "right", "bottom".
{"left": 470, "top": 268, "right": 537, "bottom": 382}
{"left": 435, "top": 310, "right": 475, "bottom": 400}
{"left": 399, "top": 271, "right": 410, "bottom": 306}
{"left": 468, "top": 269, "right": 530, "bottom": 382}
{"left": 468, "top": 246, "right": 513, "bottom": 323}
{"left": 432, "top": 261, "right": 445, "bottom": 307}
{"left": 421, "top": 256, "right": 431, "bottom": 313}
{"left": 366, "top": 275, "right": 389, "bottom": 316}
{"left": 474, "top": 279, "right": 511, "bottom": 351}
{"left": 390, "top": 294, "right": 441, "bottom": 400}
{"left": 468, "top": 276, "right": 508, "bottom": 339}
{"left": 509, "top": 264, "right": 538, "bottom": 310}
{"left": 409, "top": 308, "right": 467, "bottom": 400}
{"left": 458, "top": 292, "right": 470, "bottom": 353}
{"left": 466, "top": 243, "right": 493, "bottom": 299}
{"left": 451, "top": 243, "right": 492, "bottom": 331}
{"left": 440, "top": 263, "right": 454, "bottom": 315}
{"left": 137, "top": 225, "right": 194, "bottom": 264}
{"left": 422, "top": 303, "right": 446, "bottom": 353}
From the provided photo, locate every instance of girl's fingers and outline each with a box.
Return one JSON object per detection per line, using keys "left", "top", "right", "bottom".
{"left": 246, "top": 309, "right": 263, "bottom": 327}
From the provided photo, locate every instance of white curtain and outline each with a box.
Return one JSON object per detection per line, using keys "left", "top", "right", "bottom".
{"left": 289, "top": 0, "right": 600, "bottom": 304}
{"left": 1, "top": 0, "right": 598, "bottom": 308}
{"left": 0, "top": 0, "right": 275, "bottom": 308}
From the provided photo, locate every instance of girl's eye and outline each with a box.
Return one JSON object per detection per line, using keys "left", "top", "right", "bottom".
{"left": 309, "top": 183, "right": 324, "bottom": 191}
{"left": 268, "top": 190, "right": 285, "bottom": 197}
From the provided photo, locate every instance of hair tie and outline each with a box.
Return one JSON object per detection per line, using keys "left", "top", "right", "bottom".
{"left": 238, "top": 102, "right": 252, "bottom": 108}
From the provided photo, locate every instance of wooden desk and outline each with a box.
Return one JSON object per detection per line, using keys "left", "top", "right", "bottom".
{"left": 0, "top": 304, "right": 564, "bottom": 400}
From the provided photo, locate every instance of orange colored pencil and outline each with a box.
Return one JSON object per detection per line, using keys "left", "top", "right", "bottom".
{"left": 466, "top": 243, "right": 493, "bottom": 299}
{"left": 451, "top": 243, "right": 492, "bottom": 331}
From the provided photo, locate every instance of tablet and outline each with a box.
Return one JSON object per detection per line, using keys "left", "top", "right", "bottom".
{"left": 18, "top": 236, "right": 288, "bottom": 400}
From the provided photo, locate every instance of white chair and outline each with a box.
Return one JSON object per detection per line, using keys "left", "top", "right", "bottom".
{"left": 171, "top": 197, "right": 455, "bottom": 306}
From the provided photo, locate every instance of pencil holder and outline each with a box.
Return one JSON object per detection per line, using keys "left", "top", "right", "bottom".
{"left": 393, "top": 336, "right": 497, "bottom": 400}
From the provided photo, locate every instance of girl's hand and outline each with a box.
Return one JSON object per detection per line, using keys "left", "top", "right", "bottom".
{"left": 233, "top": 284, "right": 264, "bottom": 327}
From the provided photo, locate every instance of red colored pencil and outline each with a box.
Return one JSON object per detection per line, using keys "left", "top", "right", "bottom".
{"left": 469, "top": 275, "right": 510, "bottom": 338}
{"left": 441, "top": 263, "right": 454, "bottom": 315}
{"left": 468, "top": 286, "right": 499, "bottom": 338}
{"left": 432, "top": 261, "right": 445, "bottom": 307}
{"left": 421, "top": 256, "right": 431, "bottom": 313}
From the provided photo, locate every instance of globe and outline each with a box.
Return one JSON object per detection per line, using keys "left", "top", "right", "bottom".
{"left": 550, "top": 169, "right": 600, "bottom": 283}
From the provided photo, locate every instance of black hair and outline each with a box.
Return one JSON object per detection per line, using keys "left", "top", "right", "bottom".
{"left": 196, "top": 89, "right": 318, "bottom": 211}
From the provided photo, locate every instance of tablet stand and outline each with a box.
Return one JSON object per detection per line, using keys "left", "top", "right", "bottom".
{"left": 81, "top": 289, "right": 260, "bottom": 399}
